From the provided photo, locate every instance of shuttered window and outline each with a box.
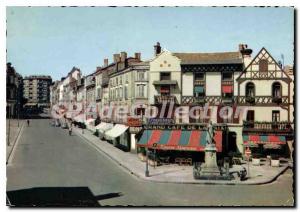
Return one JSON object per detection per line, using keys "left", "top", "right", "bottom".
{"left": 259, "top": 59, "right": 268, "bottom": 72}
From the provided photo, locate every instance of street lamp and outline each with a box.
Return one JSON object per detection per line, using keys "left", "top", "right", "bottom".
{"left": 145, "top": 147, "right": 149, "bottom": 177}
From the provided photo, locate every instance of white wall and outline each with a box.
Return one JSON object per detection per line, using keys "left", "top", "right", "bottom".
{"left": 242, "top": 106, "right": 289, "bottom": 122}
{"left": 149, "top": 51, "right": 181, "bottom": 104}
{"left": 206, "top": 72, "right": 221, "bottom": 96}
{"left": 240, "top": 80, "right": 289, "bottom": 96}
{"left": 182, "top": 72, "right": 194, "bottom": 96}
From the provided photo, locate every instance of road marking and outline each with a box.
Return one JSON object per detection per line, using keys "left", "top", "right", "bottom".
{"left": 6, "top": 122, "right": 25, "bottom": 165}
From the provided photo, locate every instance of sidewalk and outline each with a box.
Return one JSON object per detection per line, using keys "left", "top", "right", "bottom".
{"left": 74, "top": 127, "right": 290, "bottom": 185}
{"left": 6, "top": 119, "right": 25, "bottom": 162}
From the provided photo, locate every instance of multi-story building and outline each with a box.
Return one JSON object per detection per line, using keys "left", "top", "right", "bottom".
{"left": 107, "top": 52, "right": 148, "bottom": 151}
{"left": 6, "top": 63, "right": 23, "bottom": 118}
{"left": 23, "top": 75, "right": 52, "bottom": 110}
{"left": 137, "top": 43, "right": 294, "bottom": 160}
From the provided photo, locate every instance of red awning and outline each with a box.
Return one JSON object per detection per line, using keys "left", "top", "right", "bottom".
{"left": 137, "top": 130, "right": 222, "bottom": 152}
{"left": 243, "top": 134, "right": 286, "bottom": 146}
{"left": 222, "top": 85, "right": 233, "bottom": 93}
{"left": 160, "top": 87, "right": 170, "bottom": 93}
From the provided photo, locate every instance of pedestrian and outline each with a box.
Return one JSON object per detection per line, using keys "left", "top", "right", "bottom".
{"left": 27, "top": 119, "right": 30, "bottom": 127}
{"left": 69, "top": 126, "right": 72, "bottom": 136}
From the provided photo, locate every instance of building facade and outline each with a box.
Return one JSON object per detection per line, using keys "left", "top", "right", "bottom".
{"left": 23, "top": 75, "right": 52, "bottom": 110}
{"left": 6, "top": 63, "right": 23, "bottom": 118}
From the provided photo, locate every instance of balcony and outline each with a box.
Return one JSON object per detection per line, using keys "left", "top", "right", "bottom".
{"left": 238, "top": 96, "right": 289, "bottom": 105}
{"left": 153, "top": 80, "right": 177, "bottom": 86}
{"left": 243, "top": 121, "right": 293, "bottom": 134}
{"left": 154, "top": 95, "right": 178, "bottom": 105}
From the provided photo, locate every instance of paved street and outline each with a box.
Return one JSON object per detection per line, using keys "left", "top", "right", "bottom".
{"left": 7, "top": 119, "right": 294, "bottom": 206}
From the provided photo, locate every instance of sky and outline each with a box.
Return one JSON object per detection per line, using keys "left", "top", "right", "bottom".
{"left": 6, "top": 6, "right": 294, "bottom": 81}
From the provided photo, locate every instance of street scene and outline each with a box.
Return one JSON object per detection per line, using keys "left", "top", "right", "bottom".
{"left": 6, "top": 6, "right": 295, "bottom": 207}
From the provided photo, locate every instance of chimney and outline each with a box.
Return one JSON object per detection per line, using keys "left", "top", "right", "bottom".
{"left": 154, "top": 42, "right": 161, "bottom": 56}
{"left": 113, "top": 54, "right": 120, "bottom": 63}
{"left": 135, "top": 52, "right": 141, "bottom": 61}
{"left": 239, "top": 43, "right": 253, "bottom": 67}
{"left": 104, "top": 58, "right": 108, "bottom": 67}
{"left": 120, "top": 52, "right": 127, "bottom": 62}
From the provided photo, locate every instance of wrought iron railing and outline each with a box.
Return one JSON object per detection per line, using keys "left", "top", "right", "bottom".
{"left": 243, "top": 121, "right": 293, "bottom": 132}
{"left": 181, "top": 95, "right": 289, "bottom": 105}
{"left": 154, "top": 95, "right": 178, "bottom": 104}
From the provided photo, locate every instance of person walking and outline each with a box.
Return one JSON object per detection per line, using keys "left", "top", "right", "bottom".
{"left": 69, "top": 126, "right": 72, "bottom": 136}
{"left": 27, "top": 119, "right": 30, "bottom": 127}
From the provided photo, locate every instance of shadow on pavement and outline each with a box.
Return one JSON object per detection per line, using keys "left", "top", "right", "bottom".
{"left": 7, "top": 187, "right": 122, "bottom": 207}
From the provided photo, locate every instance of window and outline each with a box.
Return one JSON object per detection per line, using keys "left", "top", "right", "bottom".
{"left": 124, "top": 86, "right": 128, "bottom": 100}
{"left": 136, "top": 108, "right": 145, "bottom": 116}
{"left": 246, "top": 110, "right": 255, "bottom": 122}
{"left": 137, "top": 85, "right": 145, "bottom": 97}
{"left": 194, "top": 86, "right": 205, "bottom": 97}
{"left": 160, "top": 85, "right": 170, "bottom": 95}
{"left": 160, "top": 72, "right": 171, "bottom": 81}
{"left": 222, "top": 72, "right": 233, "bottom": 81}
{"left": 97, "top": 88, "right": 101, "bottom": 99}
{"left": 120, "top": 76, "right": 122, "bottom": 84}
{"left": 259, "top": 59, "right": 268, "bottom": 72}
{"left": 246, "top": 82, "right": 255, "bottom": 97}
{"left": 119, "top": 87, "right": 123, "bottom": 99}
{"left": 194, "top": 72, "right": 204, "bottom": 81}
{"left": 272, "top": 82, "right": 281, "bottom": 97}
{"left": 138, "top": 71, "right": 145, "bottom": 80}
{"left": 272, "top": 111, "right": 280, "bottom": 122}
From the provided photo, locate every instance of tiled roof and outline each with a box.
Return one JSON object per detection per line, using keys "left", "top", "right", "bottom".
{"left": 173, "top": 52, "right": 243, "bottom": 65}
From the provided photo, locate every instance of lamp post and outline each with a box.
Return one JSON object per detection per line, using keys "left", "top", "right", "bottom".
{"left": 145, "top": 147, "right": 149, "bottom": 177}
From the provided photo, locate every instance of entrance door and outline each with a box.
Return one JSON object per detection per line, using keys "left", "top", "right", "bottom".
{"left": 246, "top": 110, "right": 255, "bottom": 128}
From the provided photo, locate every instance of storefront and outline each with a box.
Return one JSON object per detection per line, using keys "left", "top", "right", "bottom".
{"left": 136, "top": 123, "right": 225, "bottom": 165}
{"left": 105, "top": 124, "right": 129, "bottom": 151}
{"left": 96, "top": 122, "right": 114, "bottom": 139}
{"left": 243, "top": 134, "right": 289, "bottom": 157}
{"left": 85, "top": 118, "right": 95, "bottom": 132}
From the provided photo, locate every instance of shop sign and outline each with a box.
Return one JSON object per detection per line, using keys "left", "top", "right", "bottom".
{"left": 127, "top": 117, "right": 142, "bottom": 127}
{"left": 129, "top": 126, "right": 143, "bottom": 134}
{"left": 143, "top": 124, "right": 207, "bottom": 130}
{"left": 147, "top": 118, "right": 175, "bottom": 125}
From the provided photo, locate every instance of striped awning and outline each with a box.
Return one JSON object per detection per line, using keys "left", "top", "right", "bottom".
{"left": 243, "top": 134, "right": 286, "bottom": 147}
{"left": 105, "top": 124, "right": 129, "bottom": 140}
{"left": 137, "top": 130, "right": 222, "bottom": 152}
{"left": 222, "top": 85, "right": 233, "bottom": 93}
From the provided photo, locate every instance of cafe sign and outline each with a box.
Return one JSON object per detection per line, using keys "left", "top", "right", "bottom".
{"left": 147, "top": 118, "right": 175, "bottom": 125}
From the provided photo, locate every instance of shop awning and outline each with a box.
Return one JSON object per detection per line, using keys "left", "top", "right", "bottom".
{"left": 137, "top": 130, "right": 222, "bottom": 152}
{"left": 243, "top": 134, "right": 286, "bottom": 147}
{"left": 195, "top": 85, "right": 204, "bottom": 93}
{"left": 95, "top": 122, "right": 114, "bottom": 133}
{"left": 222, "top": 85, "right": 233, "bottom": 93}
{"left": 105, "top": 124, "right": 129, "bottom": 140}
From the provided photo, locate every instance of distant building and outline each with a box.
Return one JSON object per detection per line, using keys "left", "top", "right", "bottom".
{"left": 6, "top": 63, "right": 23, "bottom": 118}
{"left": 23, "top": 75, "right": 52, "bottom": 109}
